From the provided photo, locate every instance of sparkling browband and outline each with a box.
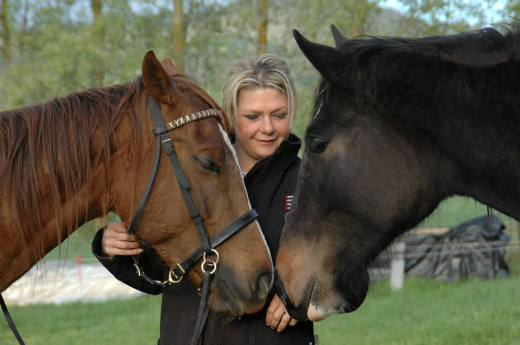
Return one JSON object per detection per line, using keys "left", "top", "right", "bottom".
{"left": 166, "top": 109, "right": 222, "bottom": 131}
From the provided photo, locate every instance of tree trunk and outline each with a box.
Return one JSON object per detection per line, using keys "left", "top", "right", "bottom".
{"left": 350, "top": 0, "right": 367, "bottom": 37}
{"left": 1, "top": 0, "right": 10, "bottom": 64}
{"left": 257, "top": 0, "right": 268, "bottom": 55}
{"left": 91, "top": 0, "right": 102, "bottom": 18}
{"left": 19, "top": 0, "right": 28, "bottom": 61}
{"left": 90, "top": 0, "right": 104, "bottom": 86}
{"left": 172, "top": 0, "right": 185, "bottom": 73}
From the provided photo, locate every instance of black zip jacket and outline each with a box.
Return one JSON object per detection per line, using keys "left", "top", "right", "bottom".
{"left": 92, "top": 133, "right": 314, "bottom": 345}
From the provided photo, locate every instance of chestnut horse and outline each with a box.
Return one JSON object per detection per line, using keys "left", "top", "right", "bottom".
{"left": 275, "top": 25, "right": 520, "bottom": 321}
{"left": 0, "top": 51, "right": 272, "bottom": 316}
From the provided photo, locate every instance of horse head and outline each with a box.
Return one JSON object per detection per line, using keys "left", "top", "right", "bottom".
{"left": 276, "top": 25, "right": 520, "bottom": 321}
{"left": 110, "top": 51, "right": 273, "bottom": 316}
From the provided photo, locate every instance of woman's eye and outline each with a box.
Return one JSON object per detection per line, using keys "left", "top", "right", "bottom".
{"left": 194, "top": 157, "right": 220, "bottom": 173}
{"left": 274, "top": 113, "right": 287, "bottom": 119}
{"left": 309, "top": 138, "right": 328, "bottom": 154}
{"left": 245, "top": 114, "right": 258, "bottom": 120}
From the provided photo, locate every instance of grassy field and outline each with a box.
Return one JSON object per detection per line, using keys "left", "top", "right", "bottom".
{"left": 315, "top": 277, "right": 520, "bottom": 345}
{"left": 2, "top": 196, "right": 520, "bottom": 344}
{"left": 1, "top": 277, "right": 520, "bottom": 345}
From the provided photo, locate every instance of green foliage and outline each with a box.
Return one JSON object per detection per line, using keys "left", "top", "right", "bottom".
{"left": 0, "top": 0, "right": 512, "bottom": 119}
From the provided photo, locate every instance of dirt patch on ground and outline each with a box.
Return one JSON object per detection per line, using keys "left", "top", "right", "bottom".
{"left": 3, "top": 260, "right": 143, "bottom": 306}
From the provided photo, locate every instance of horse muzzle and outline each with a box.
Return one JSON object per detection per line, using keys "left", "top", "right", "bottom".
{"left": 211, "top": 265, "right": 272, "bottom": 316}
{"left": 273, "top": 270, "right": 309, "bottom": 320}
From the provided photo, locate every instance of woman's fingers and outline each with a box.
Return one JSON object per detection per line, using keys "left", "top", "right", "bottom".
{"left": 266, "top": 294, "right": 297, "bottom": 332}
{"left": 102, "top": 222, "right": 143, "bottom": 256}
{"left": 276, "top": 309, "right": 293, "bottom": 332}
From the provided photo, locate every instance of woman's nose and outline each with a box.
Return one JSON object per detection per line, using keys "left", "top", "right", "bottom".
{"left": 260, "top": 116, "right": 274, "bottom": 134}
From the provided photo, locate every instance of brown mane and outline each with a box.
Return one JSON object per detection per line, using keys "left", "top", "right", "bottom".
{"left": 0, "top": 78, "right": 143, "bottom": 260}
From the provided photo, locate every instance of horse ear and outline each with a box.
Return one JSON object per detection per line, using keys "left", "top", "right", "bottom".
{"left": 160, "top": 56, "right": 179, "bottom": 76}
{"left": 142, "top": 50, "right": 177, "bottom": 104}
{"left": 331, "top": 24, "right": 348, "bottom": 48}
{"left": 293, "top": 29, "right": 344, "bottom": 84}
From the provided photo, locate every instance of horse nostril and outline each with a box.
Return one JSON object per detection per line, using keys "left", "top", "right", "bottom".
{"left": 256, "top": 272, "right": 271, "bottom": 301}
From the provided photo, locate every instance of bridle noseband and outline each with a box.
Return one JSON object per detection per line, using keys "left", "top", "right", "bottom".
{"left": 127, "top": 95, "right": 259, "bottom": 345}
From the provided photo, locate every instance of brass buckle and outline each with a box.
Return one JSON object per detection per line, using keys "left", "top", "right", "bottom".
{"left": 167, "top": 264, "right": 185, "bottom": 284}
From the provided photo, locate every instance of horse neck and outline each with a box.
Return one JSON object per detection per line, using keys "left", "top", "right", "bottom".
{"left": 391, "top": 62, "right": 520, "bottom": 219}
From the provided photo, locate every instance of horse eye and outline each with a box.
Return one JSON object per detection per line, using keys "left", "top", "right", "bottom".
{"left": 195, "top": 157, "right": 220, "bottom": 173}
{"left": 310, "top": 138, "right": 328, "bottom": 154}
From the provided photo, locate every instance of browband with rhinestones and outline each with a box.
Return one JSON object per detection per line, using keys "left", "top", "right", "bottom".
{"left": 165, "top": 109, "right": 222, "bottom": 131}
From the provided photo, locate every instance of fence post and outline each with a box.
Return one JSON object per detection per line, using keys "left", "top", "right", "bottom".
{"left": 390, "top": 242, "right": 405, "bottom": 291}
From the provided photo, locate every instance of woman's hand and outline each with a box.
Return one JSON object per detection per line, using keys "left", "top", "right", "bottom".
{"left": 102, "top": 222, "right": 143, "bottom": 257}
{"left": 266, "top": 293, "right": 298, "bottom": 332}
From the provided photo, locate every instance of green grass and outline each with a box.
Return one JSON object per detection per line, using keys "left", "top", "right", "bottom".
{"left": 315, "top": 277, "right": 520, "bottom": 345}
{"left": 0, "top": 295, "right": 161, "bottom": 345}
{"left": 2, "top": 277, "right": 520, "bottom": 345}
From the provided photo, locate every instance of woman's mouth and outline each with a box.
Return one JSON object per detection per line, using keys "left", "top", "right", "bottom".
{"left": 257, "top": 139, "right": 276, "bottom": 145}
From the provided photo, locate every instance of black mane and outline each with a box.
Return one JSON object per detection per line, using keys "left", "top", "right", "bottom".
{"left": 312, "top": 25, "right": 520, "bottom": 121}
{"left": 338, "top": 24, "right": 520, "bottom": 69}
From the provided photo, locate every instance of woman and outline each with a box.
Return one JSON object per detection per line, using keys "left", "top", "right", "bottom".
{"left": 92, "top": 54, "right": 315, "bottom": 344}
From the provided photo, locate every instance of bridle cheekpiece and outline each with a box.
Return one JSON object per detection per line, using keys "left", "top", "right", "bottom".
{"left": 125, "top": 94, "right": 258, "bottom": 345}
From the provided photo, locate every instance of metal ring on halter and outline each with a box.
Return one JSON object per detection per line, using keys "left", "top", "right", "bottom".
{"left": 201, "top": 249, "right": 219, "bottom": 274}
{"left": 202, "top": 249, "right": 220, "bottom": 264}
{"left": 201, "top": 258, "right": 217, "bottom": 274}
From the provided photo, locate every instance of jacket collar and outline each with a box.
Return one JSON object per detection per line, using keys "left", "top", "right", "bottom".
{"left": 244, "top": 133, "right": 301, "bottom": 183}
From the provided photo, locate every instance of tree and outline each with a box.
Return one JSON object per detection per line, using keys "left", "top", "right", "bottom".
{"left": 503, "top": 0, "right": 520, "bottom": 22}
{"left": 1, "top": 0, "right": 10, "bottom": 65}
{"left": 172, "top": 0, "right": 184, "bottom": 72}
{"left": 256, "top": 0, "right": 268, "bottom": 54}
{"left": 391, "top": 0, "right": 495, "bottom": 36}
{"left": 90, "top": 0, "right": 104, "bottom": 86}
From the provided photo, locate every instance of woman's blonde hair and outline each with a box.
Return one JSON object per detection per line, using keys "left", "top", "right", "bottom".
{"left": 222, "top": 54, "right": 298, "bottom": 124}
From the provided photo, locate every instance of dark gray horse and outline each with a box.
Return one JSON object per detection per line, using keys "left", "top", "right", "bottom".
{"left": 275, "top": 24, "right": 520, "bottom": 321}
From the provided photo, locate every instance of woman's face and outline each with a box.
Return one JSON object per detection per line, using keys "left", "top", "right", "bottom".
{"left": 233, "top": 87, "right": 291, "bottom": 171}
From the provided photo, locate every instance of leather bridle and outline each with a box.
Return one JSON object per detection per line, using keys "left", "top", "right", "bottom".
{"left": 128, "top": 95, "right": 259, "bottom": 345}
{"left": 1, "top": 94, "right": 259, "bottom": 345}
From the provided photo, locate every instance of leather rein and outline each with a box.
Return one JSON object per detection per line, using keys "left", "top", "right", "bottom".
{"left": 1, "top": 94, "right": 258, "bottom": 345}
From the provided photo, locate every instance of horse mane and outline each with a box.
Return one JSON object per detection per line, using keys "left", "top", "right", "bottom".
{"left": 338, "top": 24, "right": 520, "bottom": 69}
{"left": 313, "top": 24, "right": 520, "bottom": 119}
{"left": 0, "top": 77, "right": 143, "bottom": 258}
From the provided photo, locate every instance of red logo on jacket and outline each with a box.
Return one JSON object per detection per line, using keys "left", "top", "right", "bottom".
{"left": 285, "top": 195, "right": 294, "bottom": 210}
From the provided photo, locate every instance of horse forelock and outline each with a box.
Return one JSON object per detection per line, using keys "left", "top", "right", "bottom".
{"left": 312, "top": 78, "right": 332, "bottom": 120}
{"left": 0, "top": 78, "right": 143, "bottom": 259}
